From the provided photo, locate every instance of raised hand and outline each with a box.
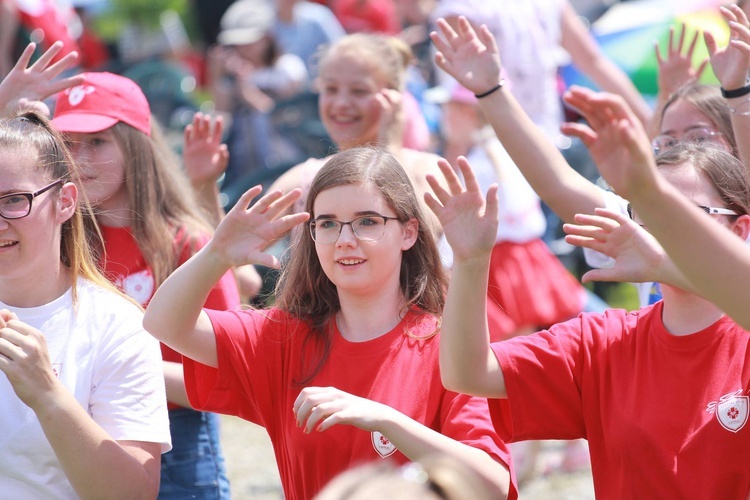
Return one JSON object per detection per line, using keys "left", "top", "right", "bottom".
{"left": 430, "top": 16, "right": 503, "bottom": 95}
{"left": 0, "top": 318, "right": 60, "bottom": 409}
{"left": 424, "top": 157, "right": 498, "bottom": 262}
{"left": 563, "top": 208, "right": 670, "bottom": 284}
{"left": 0, "top": 42, "right": 83, "bottom": 115}
{"left": 183, "top": 112, "right": 229, "bottom": 188}
{"left": 207, "top": 186, "right": 309, "bottom": 268}
{"left": 655, "top": 23, "right": 709, "bottom": 99}
{"left": 561, "top": 87, "right": 658, "bottom": 201}
{"left": 705, "top": 4, "right": 750, "bottom": 90}
{"left": 293, "top": 386, "right": 396, "bottom": 434}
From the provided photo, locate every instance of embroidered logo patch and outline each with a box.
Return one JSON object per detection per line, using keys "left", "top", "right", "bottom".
{"left": 706, "top": 389, "right": 749, "bottom": 433}
{"left": 371, "top": 431, "right": 396, "bottom": 458}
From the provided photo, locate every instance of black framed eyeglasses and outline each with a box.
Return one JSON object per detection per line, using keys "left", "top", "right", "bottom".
{"left": 627, "top": 202, "right": 738, "bottom": 226}
{"left": 0, "top": 180, "right": 64, "bottom": 220}
{"left": 308, "top": 215, "right": 400, "bottom": 244}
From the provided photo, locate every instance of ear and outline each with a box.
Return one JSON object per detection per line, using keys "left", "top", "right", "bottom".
{"left": 400, "top": 218, "right": 419, "bottom": 251}
{"left": 56, "top": 182, "right": 78, "bottom": 224}
{"left": 730, "top": 214, "right": 750, "bottom": 241}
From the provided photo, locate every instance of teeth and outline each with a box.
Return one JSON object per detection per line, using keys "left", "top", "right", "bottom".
{"left": 0, "top": 241, "right": 16, "bottom": 247}
{"left": 339, "top": 259, "right": 363, "bottom": 265}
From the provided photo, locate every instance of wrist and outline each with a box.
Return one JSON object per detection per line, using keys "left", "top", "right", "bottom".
{"left": 474, "top": 79, "right": 506, "bottom": 99}
{"left": 721, "top": 80, "right": 750, "bottom": 99}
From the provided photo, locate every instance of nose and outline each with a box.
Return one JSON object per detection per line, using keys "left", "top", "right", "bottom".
{"left": 335, "top": 222, "right": 358, "bottom": 247}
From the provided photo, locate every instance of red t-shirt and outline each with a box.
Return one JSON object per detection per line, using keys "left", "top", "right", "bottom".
{"left": 184, "top": 308, "right": 517, "bottom": 500}
{"left": 100, "top": 225, "right": 240, "bottom": 403}
{"left": 490, "top": 303, "right": 750, "bottom": 498}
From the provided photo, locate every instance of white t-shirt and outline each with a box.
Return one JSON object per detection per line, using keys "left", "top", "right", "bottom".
{"left": 0, "top": 279, "right": 171, "bottom": 499}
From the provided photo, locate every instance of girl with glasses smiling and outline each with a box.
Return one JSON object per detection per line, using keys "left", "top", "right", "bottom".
{"left": 0, "top": 111, "right": 171, "bottom": 498}
{"left": 143, "top": 146, "right": 516, "bottom": 500}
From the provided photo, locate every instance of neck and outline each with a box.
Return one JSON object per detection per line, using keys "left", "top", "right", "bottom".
{"left": 0, "top": 266, "right": 71, "bottom": 308}
{"left": 660, "top": 284, "right": 724, "bottom": 336}
{"left": 336, "top": 287, "right": 408, "bottom": 342}
{"left": 96, "top": 207, "right": 133, "bottom": 228}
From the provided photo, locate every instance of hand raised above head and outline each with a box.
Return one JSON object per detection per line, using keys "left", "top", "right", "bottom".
{"left": 705, "top": 4, "right": 750, "bottom": 90}
{"left": 424, "top": 156, "right": 498, "bottom": 263}
{"left": 430, "top": 16, "right": 504, "bottom": 96}
{"left": 654, "top": 23, "right": 708, "bottom": 99}
{"left": 183, "top": 112, "right": 228, "bottom": 188}
{"left": 208, "top": 186, "right": 309, "bottom": 269}
{"left": 0, "top": 42, "right": 83, "bottom": 116}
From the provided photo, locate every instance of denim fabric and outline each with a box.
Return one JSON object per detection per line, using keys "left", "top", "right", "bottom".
{"left": 158, "top": 409, "right": 230, "bottom": 499}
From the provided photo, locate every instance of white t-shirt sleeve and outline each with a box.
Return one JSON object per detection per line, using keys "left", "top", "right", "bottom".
{"left": 89, "top": 294, "right": 171, "bottom": 453}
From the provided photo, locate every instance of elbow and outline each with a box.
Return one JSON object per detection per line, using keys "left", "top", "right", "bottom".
{"left": 439, "top": 365, "right": 476, "bottom": 395}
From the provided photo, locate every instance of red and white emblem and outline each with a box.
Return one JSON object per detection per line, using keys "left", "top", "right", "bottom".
{"left": 371, "top": 431, "right": 396, "bottom": 458}
{"left": 716, "top": 395, "right": 748, "bottom": 433}
{"left": 121, "top": 270, "right": 155, "bottom": 306}
{"left": 66, "top": 85, "right": 95, "bottom": 106}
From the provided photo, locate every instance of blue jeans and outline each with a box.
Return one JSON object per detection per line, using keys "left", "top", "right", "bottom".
{"left": 158, "top": 409, "right": 230, "bottom": 499}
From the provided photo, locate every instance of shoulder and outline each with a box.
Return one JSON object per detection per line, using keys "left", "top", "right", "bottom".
{"left": 270, "top": 157, "right": 326, "bottom": 192}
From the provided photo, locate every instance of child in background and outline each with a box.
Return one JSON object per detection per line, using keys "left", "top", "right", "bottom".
{"left": 143, "top": 147, "right": 516, "bottom": 500}
{"left": 51, "top": 72, "right": 239, "bottom": 499}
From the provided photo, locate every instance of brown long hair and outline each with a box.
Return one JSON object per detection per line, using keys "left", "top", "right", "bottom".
{"left": 656, "top": 142, "right": 750, "bottom": 216}
{"left": 274, "top": 147, "right": 447, "bottom": 383}
{"left": 108, "top": 119, "right": 213, "bottom": 288}
{"left": 0, "top": 111, "right": 127, "bottom": 305}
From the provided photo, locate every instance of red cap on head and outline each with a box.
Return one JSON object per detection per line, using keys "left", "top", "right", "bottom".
{"left": 52, "top": 72, "right": 151, "bottom": 136}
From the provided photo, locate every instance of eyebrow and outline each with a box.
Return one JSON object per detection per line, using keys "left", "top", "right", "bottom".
{"left": 0, "top": 188, "right": 31, "bottom": 197}
{"left": 314, "top": 210, "right": 387, "bottom": 219}
{"left": 660, "top": 124, "right": 715, "bottom": 136}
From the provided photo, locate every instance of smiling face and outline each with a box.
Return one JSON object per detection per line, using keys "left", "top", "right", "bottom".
{"left": 318, "top": 52, "right": 388, "bottom": 149}
{"left": 0, "top": 146, "right": 76, "bottom": 291}
{"left": 312, "top": 182, "right": 417, "bottom": 300}
{"left": 65, "top": 129, "right": 129, "bottom": 212}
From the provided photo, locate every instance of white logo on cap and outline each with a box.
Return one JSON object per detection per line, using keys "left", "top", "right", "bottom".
{"left": 66, "top": 85, "right": 96, "bottom": 106}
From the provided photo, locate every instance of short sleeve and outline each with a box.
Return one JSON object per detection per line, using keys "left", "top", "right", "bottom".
{"left": 489, "top": 315, "right": 590, "bottom": 442}
{"left": 91, "top": 325, "right": 172, "bottom": 452}
{"left": 183, "top": 309, "right": 287, "bottom": 427}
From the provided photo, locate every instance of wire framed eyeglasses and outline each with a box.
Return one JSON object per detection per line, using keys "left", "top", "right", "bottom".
{"left": 308, "top": 215, "right": 400, "bottom": 244}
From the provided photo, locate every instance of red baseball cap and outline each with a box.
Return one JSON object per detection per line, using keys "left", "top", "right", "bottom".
{"left": 52, "top": 72, "right": 151, "bottom": 136}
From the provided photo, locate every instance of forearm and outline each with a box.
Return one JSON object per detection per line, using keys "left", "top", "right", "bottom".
{"left": 193, "top": 181, "right": 224, "bottom": 228}
{"left": 378, "top": 409, "right": 509, "bottom": 498}
{"left": 727, "top": 95, "right": 750, "bottom": 168}
{"left": 632, "top": 179, "right": 750, "bottom": 328}
{"left": 35, "top": 385, "right": 159, "bottom": 499}
{"left": 144, "top": 245, "right": 227, "bottom": 361}
{"left": 441, "top": 254, "right": 505, "bottom": 397}
{"left": 478, "top": 88, "right": 604, "bottom": 222}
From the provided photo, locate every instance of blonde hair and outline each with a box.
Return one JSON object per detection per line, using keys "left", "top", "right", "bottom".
{"left": 317, "top": 33, "right": 413, "bottom": 91}
{"left": 0, "top": 111, "right": 128, "bottom": 305}
{"left": 108, "top": 119, "right": 213, "bottom": 288}
{"left": 315, "top": 454, "right": 499, "bottom": 500}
